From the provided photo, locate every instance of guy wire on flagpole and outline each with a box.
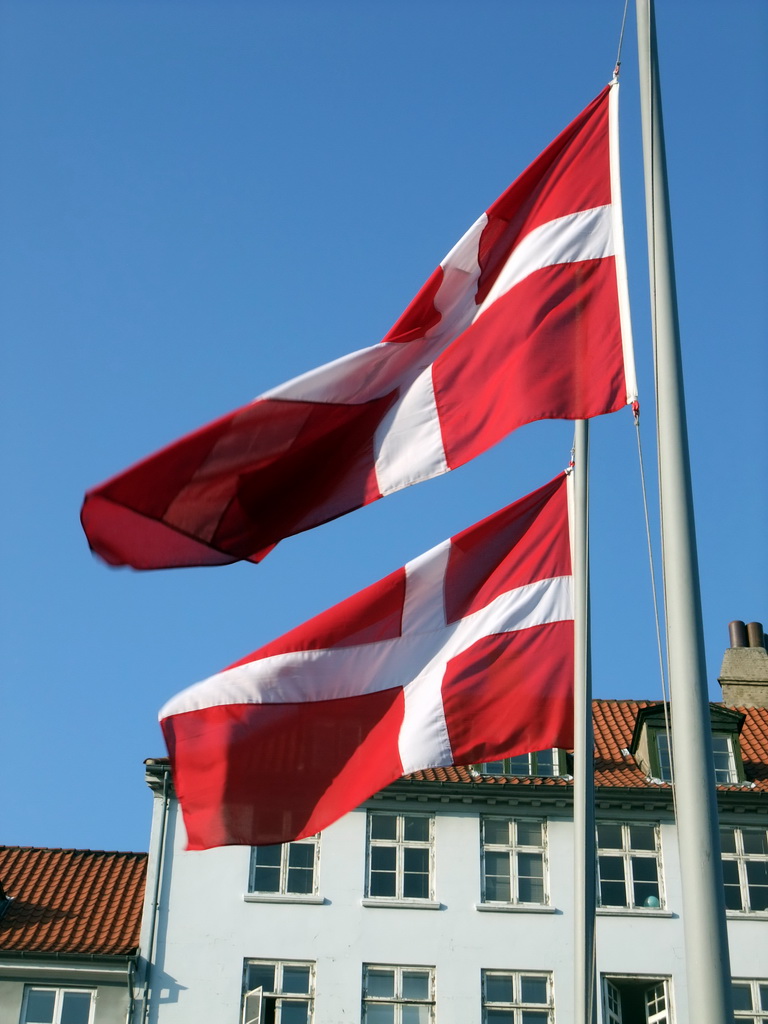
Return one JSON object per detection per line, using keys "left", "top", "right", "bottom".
{"left": 635, "top": 2, "right": 734, "bottom": 1020}
{"left": 572, "top": 418, "right": 596, "bottom": 1024}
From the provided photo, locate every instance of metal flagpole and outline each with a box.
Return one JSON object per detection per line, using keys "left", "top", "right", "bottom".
{"left": 572, "top": 418, "right": 596, "bottom": 1024}
{"left": 635, "top": 2, "right": 734, "bottom": 1021}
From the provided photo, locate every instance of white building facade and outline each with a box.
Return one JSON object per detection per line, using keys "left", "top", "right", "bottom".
{"left": 133, "top": 627, "right": 768, "bottom": 1024}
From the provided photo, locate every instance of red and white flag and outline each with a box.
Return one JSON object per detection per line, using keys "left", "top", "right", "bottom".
{"left": 160, "top": 473, "right": 573, "bottom": 849}
{"left": 82, "top": 84, "right": 634, "bottom": 570}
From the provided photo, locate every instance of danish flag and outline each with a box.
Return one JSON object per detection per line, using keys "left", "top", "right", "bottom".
{"left": 161, "top": 473, "right": 573, "bottom": 849}
{"left": 82, "top": 84, "right": 634, "bottom": 570}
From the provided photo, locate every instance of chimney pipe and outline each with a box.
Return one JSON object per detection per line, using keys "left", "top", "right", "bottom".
{"left": 746, "top": 622, "right": 765, "bottom": 650}
{"left": 729, "top": 620, "right": 748, "bottom": 648}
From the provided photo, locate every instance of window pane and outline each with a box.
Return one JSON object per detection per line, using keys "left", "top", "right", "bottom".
{"left": 597, "top": 824, "right": 623, "bottom": 849}
{"left": 252, "top": 865, "right": 281, "bottom": 892}
{"left": 371, "top": 814, "right": 397, "bottom": 840}
{"left": 486, "top": 1012, "right": 515, "bottom": 1024}
{"left": 403, "top": 847, "right": 430, "bottom": 898}
{"left": 281, "top": 1001, "right": 310, "bottom": 1024}
{"left": 483, "top": 761, "right": 505, "bottom": 775}
{"left": 286, "top": 866, "right": 313, "bottom": 894}
{"left": 484, "top": 819, "right": 511, "bottom": 845}
{"left": 517, "top": 853, "right": 544, "bottom": 903}
{"left": 282, "top": 966, "right": 311, "bottom": 994}
{"left": 535, "top": 749, "right": 556, "bottom": 776}
{"left": 629, "top": 825, "right": 656, "bottom": 851}
{"left": 600, "top": 881, "right": 627, "bottom": 907}
{"left": 719, "top": 826, "right": 737, "bottom": 853}
{"left": 760, "top": 984, "right": 768, "bottom": 1010}
{"left": 599, "top": 855, "right": 625, "bottom": 885}
{"left": 746, "top": 861, "right": 768, "bottom": 911}
{"left": 485, "top": 866, "right": 511, "bottom": 903}
{"left": 403, "top": 816, "right": 430, "bottom": 843}
{"left": 743, "top": 830, "right": 768, "bottom": 856}
{"left": 517, "top": 821, "right": 543, "bottom": 847}
{"left": 402, "top": 1006, "right": 430, "bottom": 1024}
{"left": 722, "top": 862, "right": 744, "bottom": 911}
{"left": 520, "top": 976, "right": 548, "bottom": 1004}
{"left": 520, "top": 1012, "right": 549, "bottom": 1024}
{"left": 60, "top": 993, "right": 92, "bottom": 1024}
{"left": 402, "top": 971, "right": 430, "bottom": 1000}
{"left": 288, "top": 844, "right": 314, "bottom": 869}
{"left": 366, "top": 970, "right": 395, "bottom": 998}
{"left": 365, "top": 1006, "right": 394, "bottom": 1024}
{"left": 731, "top": 983, "right": 753, "bottom": 1011}
{"left": 247, "top": 964, "right": 276, "bottom": 994}
{"left": 24, "top": 990, "right": 56, "bottom": 1024}
{"left": 485, "top": 975, "right": 515, "bottom": 1002}
{"left": 507, "top": 755, "right": 532, "bottom": 775}
{"left": 254, "top": 846, "right": 282, "bottom": 867}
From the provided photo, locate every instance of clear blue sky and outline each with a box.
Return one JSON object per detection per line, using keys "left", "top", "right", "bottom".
{"left": 1, "top": 1, "right": 765, "bottom": 853}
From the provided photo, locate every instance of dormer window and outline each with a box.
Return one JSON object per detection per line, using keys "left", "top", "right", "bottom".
{"left": 631, "top": 704, "right": 746, "bottom": 784}
{"left": 477, "top": 749, "right": 562, "bottom": 778}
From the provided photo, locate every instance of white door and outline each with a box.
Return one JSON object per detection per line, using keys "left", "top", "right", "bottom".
{"left": 645, "top": 981, "right": 669, "bottom": 1024}
{"left": 605, "top": 979, "right": 622, "bottom": 1024}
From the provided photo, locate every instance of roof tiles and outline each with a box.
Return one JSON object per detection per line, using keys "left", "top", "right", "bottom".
{"left": 0, "top": 847, "right": 146, "bottom": 957}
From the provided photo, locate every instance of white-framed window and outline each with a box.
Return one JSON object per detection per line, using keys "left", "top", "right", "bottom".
{"left": 249, "top": 836, "right": 319, "bottom": 895}
{"left": 367, "top": 811, "right": 433, "bottom": 900}
{"left": 481, "top": 970, "right": 554, "bottom": 1023}
{"left": 721, "top": 826, "right": 768, "bottom": 913}
{"left": 21, "top": 987, "right": 94, "bottom": 1024}
{"left": 480, "top": 749, "right": 560, "bottom": 777}
{"left": 362, "top": 964, "right": 434, "bottom": 1023}
{"left": 603, "top": 977, "right": 671, "bottom": 1023}
{"left": 481, "top": 817, "right": 548, "bottom": 905}
{"left": 732, "top": 979, "right": 768, "bottom": 1022}
{"left": 656, "top": 731, "right": 739, "bottom": 784}
{"left": 242, "top": 959, "right": 314, "bottom": 1024}
{"left": 597, "top": 823, "right": 663, "bottom": 909}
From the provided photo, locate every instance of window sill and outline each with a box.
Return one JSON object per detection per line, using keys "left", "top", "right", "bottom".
{"left": 475, "top": 902, "right": 556, "bottom": 914}
{"left": 361, "top": 898, "right": 441, "bottom": 910}
{"left": 243, "top": 893, "right": 324, "bottom": 905}
{"left": 725, "top": 911, "right": 768, "bottom": 920}
{"left": 597, "top": 907, "right": 674, "bottom": 918}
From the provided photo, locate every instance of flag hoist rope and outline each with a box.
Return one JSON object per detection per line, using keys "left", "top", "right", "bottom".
{"left": 636, "top": 2, "right": 733, "bottom": 1021}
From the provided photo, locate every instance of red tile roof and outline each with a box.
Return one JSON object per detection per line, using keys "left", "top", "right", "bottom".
{"left": 0, "top": 847, "right": 146, "bottom": 957}
{"left": 408, "top": 700, "right": 768, "bottom": 793}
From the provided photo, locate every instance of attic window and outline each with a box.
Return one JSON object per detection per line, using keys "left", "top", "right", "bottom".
{"left": 655, "top": 731, "right": 740, "bottom": 784}
{"left": 630, "top": 704, "right": 746, "bottom": 785}
{"left": 478, "top": 749, "right": 562, "bottom": 777}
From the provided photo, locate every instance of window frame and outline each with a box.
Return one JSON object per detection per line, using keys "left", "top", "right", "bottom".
{"left": 654, "top": 729, "right": 742, "bottom": 785}
{"left": 596, "top": 822, "right": 665, "bottom": 911}
{"left": 362, "top": 963, "right": 435, "bottom": 1024}
{"left": 365, "top": 811, "right": 435, "bottom": 903}
{"left": 721, "top": 826, "right": 768, "bottom": 915}
{"left": 248, "top": 836, "right": 320, "bottom": 899}
{"left": 732, "top": 978, "right": 768, "bottom": 1022}
{"left": 479, "top": 816, "right": 549, "bottom": 907}
{"left": 242, "top": 959, "right": 315, "bottom": 1024}
{"left": 481, "top": 969, "right": 554, "bottom": 1023}
{"left": 20, "top": 986, "right": 95, "bottom": 1024}
{"left": 475, "top": 748, "right": 564, "bottom": 778}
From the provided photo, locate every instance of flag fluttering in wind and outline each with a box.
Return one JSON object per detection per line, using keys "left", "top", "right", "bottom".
{"left": 81, "top": 84, "right": 634, "bottom": 570}
{"left": 160, "top": 473, "right": 573, "bottom": 849}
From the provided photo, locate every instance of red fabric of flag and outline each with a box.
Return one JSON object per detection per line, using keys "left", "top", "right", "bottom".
{"left": 160, "top": 473, "right": 574, "bottom": 849}
{"left": 82, "top": 85, "right": 633, "bottom": 569}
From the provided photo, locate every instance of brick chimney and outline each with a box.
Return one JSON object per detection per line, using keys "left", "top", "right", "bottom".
{"left": 719, "top": 620, "right": 768, "bottom": 707}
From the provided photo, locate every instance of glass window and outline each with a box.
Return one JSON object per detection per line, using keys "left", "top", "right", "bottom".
{"left": 732, "top": 978, "right": 768, "bottom": 1023}
{"left": 721, "top": 827, "right": 768, "bottom": 913}
{"left": 597, "top": 823, "right": 663, "bottom": 909}
{"left": 249, "top": 837, "right": 319, "bottom": 896}
{"left": 367, "top": 812, "right": 433, "bottom": 901}
{"left": 243, "top": 960, "right": 314, "bottom": 1024}
{"left": 482, "top": 970, "right": 554, "bottom": 1023}
{"left": 478, "top": 750, "right": 560, "bottom": 778}
{"left": 22, "top": 989, "right": 93, "bottom": 1024}
{"left": 656, "top": 731, "right": 739, "bottom": 784}
{"left": 481, "top": 818, "right": 547, "bottom": 905}
{"left": 362, "top": 965, "right": 434, "bottom": 1024}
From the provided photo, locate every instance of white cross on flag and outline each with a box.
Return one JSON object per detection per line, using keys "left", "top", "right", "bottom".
{"left": 82, "top": 83, "right": 634, "bottom": 570}
{"left": 160, "top": 473, "right": 573, "bottom": 849}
